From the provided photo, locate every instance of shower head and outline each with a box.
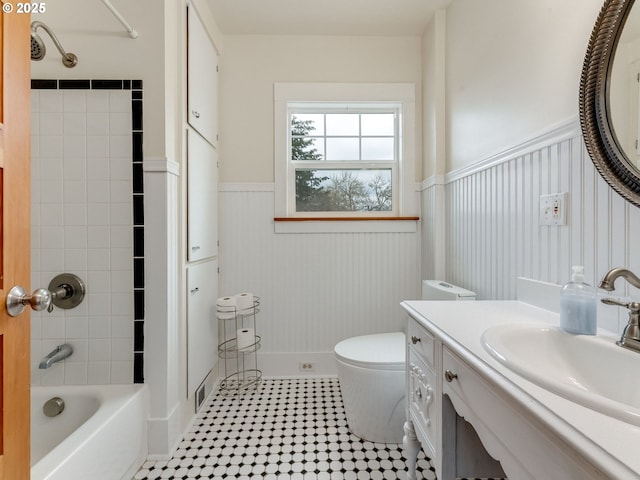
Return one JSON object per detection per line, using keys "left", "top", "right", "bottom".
{"left": 30, "top": 21, "right": 77, "bottom": 68}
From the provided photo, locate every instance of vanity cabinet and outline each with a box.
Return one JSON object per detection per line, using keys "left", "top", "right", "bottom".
{"left": 404, "top": 310, "right": 614, "bottom": 480}
{"left": 407, "top": 321, "right": 439, "bottom": 462}
{"left": 187, "top": 3, "right": 218, "bottom": 146}
{"left": 405, "top": 317, "right": 502, "bottom": 480}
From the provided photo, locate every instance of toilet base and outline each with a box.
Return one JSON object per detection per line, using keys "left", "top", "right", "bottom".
{"left": 336, "top": 360, "right": 406, "bottom": 444}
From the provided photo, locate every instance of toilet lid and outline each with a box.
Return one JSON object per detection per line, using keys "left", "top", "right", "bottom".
{"left": 334, "top": 332, "right": 405, "bottom": 370}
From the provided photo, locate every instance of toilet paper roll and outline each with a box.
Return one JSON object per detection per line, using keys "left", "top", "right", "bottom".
{"left": 217, "top": 296, "right": 236, "bottom": 319}
{"left": 236, "top": 328, "right": 255, "bottom": 351}
{"left": 235, "top": 292, "right": 254, "bottom": 314}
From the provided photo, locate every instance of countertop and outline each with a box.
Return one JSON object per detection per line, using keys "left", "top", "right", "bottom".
{"left": 401, "top": 300, "right": 640, "bottom": 479}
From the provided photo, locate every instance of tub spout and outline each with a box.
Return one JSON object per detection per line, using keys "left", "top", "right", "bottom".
{"left": 39, "top": 343, "right": 73, "bottom": 369}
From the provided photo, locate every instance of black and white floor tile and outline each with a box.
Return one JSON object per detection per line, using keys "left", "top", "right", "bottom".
{"left": 134, "top": 377, "right": 437, "bottom": 480}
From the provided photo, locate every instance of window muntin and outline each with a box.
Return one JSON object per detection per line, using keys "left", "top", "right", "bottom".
{"left": 288, "top": 105, "right": 400, "bottom": 215}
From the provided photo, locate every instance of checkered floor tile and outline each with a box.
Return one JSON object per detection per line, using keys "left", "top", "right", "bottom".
{"left": 134, "top": 377, "right": 436, "bottom": 480}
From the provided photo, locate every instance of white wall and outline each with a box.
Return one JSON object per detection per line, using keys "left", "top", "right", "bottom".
{"left": 218, "top": 34, "right": 423, "bottom": 183}
{"left": 30, "top": 0, "right": 166, "bottom": 158}
{"left": 219, "top": 187, "right": 421, "bottom": 361}
{"left": 444, "top": 0, "right": 602, "bottom": 171}
{"left": 421, "top": 0, "right": 640, "bottom": 337}
{"left": 217, "top": 34, "right": 424, "bottom": 363}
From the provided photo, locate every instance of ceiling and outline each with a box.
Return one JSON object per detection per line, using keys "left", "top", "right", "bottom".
{"left": 206, "top": 0, "right": 452, "bottom": 36}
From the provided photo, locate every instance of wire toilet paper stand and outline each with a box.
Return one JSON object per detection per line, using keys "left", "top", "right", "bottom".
{"left": 217, "top": 295, "right": 261, "bottom": 395}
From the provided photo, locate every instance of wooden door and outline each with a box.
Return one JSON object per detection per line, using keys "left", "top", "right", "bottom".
{"left": 0, "top": 9, "right": 32, "bottom": 480}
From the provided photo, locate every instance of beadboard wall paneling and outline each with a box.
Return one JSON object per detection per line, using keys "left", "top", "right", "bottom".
{"left": 437, "top": 118, "right": 640, "bottom": 334}
{"left": 219, "top": 189, "right": 421, "bottom": 353}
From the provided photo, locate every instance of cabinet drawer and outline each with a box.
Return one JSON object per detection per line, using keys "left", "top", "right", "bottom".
{"left": 408, "top": 352, "right": 437, "bottom": 457}
{"left": 408, "top": 319, "right": 435, "bottom": 367}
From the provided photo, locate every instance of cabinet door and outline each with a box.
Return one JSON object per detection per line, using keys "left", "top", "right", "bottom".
{"left": 187, "top": 259, "right": 219, "bottom": 398}
{"left": 187, "top": 4, "right": 218, "bottom": 144}
{"left": 188, "top": 129, "right": 218, "bottom": 261}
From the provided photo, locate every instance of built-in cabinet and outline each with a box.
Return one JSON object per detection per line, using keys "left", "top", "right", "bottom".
{"left": 186, "top": 260, "right": 219, "bottom": 397}
{"left": 184, "top": 1, "right": 219, "bottom": 403}
{"left": 187, "top": 3, "right": 218, "bottom": 146}
{"left": 187, "top": 129, "right": 218, "bottom": 261}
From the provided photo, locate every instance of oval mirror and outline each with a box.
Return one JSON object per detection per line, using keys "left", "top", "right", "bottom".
{"left": 580, "top": 0, "right": 640, "bottom": 206}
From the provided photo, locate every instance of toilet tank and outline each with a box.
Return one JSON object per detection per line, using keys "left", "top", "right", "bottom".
{"left": 422, "top": 280, "right": 476, "bottom": 301}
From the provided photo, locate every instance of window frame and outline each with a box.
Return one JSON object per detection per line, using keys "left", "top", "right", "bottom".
{"left": 274, "top": 83, "right": 417, "bottom": 233}
{"left": 288, "top": 104, "right": 400, "bottom": 216}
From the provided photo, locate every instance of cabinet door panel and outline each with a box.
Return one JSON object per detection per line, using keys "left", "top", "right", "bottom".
{"left": 187, "top": 4, "right": 218, "bottom": 144}
{"left": 187, "top": 259, "right": 218, "bottom": 397}
{"left": 188, "top": 129, "right": 218, "bottom": 261}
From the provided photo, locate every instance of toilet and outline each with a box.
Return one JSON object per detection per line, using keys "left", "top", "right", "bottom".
{"left": 334, "top": 280, "right": 476, "bottom": 443}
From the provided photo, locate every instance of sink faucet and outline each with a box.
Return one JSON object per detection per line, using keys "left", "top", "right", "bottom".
{"left": 599, "top": 268, "right": 640, "bottom": 352}
{"left": 39, "top": 344, "right": 73, "bottom": 369}
{"left": 599, "top": 267, "right": 640, "bottom": 291}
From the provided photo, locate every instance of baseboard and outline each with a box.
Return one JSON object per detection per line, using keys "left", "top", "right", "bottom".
{"left": 258, "top": 351, "right": 336, "bottom": 377}
{"left": 146, "top": 403, "right": 183, "bottom": 459}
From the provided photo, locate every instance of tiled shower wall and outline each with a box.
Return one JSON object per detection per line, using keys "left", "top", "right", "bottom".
{"left": 30, "top": 81, "right": 144, "bottom": 385}
{"left": 424, "top": 118, "right": 639, "bottom": 335}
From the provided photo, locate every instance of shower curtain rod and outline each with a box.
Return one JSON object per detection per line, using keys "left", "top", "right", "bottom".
{"left": 101, "top": 0, "right": 138, "bottom": 39}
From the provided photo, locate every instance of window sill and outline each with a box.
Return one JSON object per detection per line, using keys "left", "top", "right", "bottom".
{"left": 273, "top": 216, "right": 419, "bottom": 234}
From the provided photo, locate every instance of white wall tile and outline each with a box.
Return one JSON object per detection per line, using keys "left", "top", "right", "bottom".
{"left": 63, "top": 113, "right": 86, "bottom": 136}
{"left": 39, "top": 91, "right": 62, "bottom": 112}
{"left": 63, "top": 155, "right": 87, "bottom": 179}
{"left": 87, "top": 180, "right": 110, "bottom": 203}
{"left": 109, "top": 91, "right": 131, "bottom": 112}
{"left": 87, "top": 362, "right": 111, "bottom": 384}
{"left": 63, "top": 91, "right": 86, "bottom": 113}
{"left": 64, "top": 226, "right": 87, "bottom": 248}
{"left": 63, "top": 180, "right": 87, "bottom": 204}
{"left": 40, "top": 113, "right": 63, "bottom": 135}
{"left": 86, "top": 91, "right": 109, "bottom": 112}
{"left": 64, "top": 363, "right": 88, "bottom": 385}
{"left": 63, "top": 204, "right": 87, "bottom": 226}
{"left": 110, "top": 112, "right": 132, "bottom": 135}
{"left": 39, "top": 136, "right": 63, "bottom": 158}
{"left": 87, "top": 113, "right": 110, "bottom": 136}
{"left": 31, "top": 89, "right": 134, "bottom": 386}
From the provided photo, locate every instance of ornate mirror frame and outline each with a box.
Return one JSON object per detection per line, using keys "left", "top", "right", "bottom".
{"left": 580, "top": 0, "right": 640, "bottom": 206}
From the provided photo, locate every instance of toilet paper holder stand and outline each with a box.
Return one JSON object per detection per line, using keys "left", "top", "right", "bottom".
{"left": 217, "top": 295, "right": 261, "bottom": 394}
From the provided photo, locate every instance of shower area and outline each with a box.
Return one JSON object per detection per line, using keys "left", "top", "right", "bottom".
{"left": 30, "top": 78, "right": 145, "bottom": 386}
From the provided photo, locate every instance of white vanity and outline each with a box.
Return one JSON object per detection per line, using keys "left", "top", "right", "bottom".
{"left": 402, "top": 300, "right": 640, "bottom": 480}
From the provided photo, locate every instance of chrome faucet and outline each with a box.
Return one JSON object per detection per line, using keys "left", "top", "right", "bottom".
{"left": 39, "top": 344, "right": 73, "bottom": 369}
{"left": 599, "top": 268, "right": 640, "bottom": 352}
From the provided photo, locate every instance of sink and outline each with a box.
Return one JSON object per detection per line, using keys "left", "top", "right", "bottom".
{"left": 481, "top": 323, "right": 640, "bottom": 425}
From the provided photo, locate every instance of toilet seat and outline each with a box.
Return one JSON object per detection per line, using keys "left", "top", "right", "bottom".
{"left": 334, "top": 332, "right": 405, "bottom": 371}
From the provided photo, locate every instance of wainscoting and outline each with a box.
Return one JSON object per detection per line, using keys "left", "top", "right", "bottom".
{"left": 422, "top": 117, "right": 640, "bottom": 335}
{"left": 219, "top": 185, "right": 421, "bottom": 374}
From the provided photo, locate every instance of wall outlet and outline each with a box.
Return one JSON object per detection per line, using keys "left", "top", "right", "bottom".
{"left": 539, "top": 192, "right": 568, "bottom": 226}
{"left": 299, "top": 362, "right": 315, "bottom": 372}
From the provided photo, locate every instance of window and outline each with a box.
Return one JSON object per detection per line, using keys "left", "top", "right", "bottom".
{"left": 291, "top": 106, "right": 399, "bottom": 213}
{"left": 275, "top": 83, "right": 417, "bottom": 232}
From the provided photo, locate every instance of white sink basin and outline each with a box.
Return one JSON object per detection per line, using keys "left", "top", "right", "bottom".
{"left": 481, "top": 323, "right": 640, "bottom": 425}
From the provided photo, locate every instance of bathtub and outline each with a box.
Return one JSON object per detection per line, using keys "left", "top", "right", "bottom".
{"left": 31, "top": 384, "right": 149, "bottom": 480}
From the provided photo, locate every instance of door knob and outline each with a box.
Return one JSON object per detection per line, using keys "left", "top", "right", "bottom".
{"left": 6, "top": 286, "right": 52, "bottom": 317}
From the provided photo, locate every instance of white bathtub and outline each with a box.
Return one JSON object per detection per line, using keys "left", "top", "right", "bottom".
{"left": 30, "top": 384, "right": 149, "bottom": 480}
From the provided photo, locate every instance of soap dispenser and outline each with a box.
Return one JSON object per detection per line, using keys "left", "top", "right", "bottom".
{"left": 560, "top": 265, "right": 597, "bottom": 334}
